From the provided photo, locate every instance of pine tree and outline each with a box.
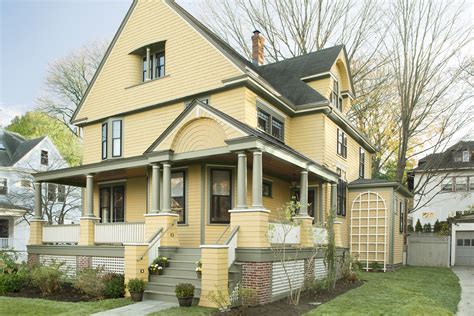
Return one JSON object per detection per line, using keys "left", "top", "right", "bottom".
{"left": 433, "top": 220, "right": 441, "bottom": 232}
{"left": 415, "top": 219, "right": 423, "bottom": 232}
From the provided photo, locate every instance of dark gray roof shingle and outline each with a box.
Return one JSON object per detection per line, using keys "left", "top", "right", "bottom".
{"left": 0, "top": 128, "right": 45, "bottom": 167}
{"left": 415, "top": 141, "right": 474, "bottom": 171}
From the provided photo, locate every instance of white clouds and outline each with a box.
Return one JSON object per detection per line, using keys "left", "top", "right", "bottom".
{"left": 0, "top": 103, "right": 34, "bottom": 127}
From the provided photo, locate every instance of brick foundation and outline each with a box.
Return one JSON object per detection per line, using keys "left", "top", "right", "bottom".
{"left": 241, "top": 262, "right": 272, "bottom": 305}
{"left": 27, "top": 253, "right": 39, "bottom": 267}
{"left": 77, "top": 256, "right": 92, "bottom": 271}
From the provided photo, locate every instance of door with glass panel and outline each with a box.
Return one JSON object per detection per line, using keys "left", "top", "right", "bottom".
{"left": 210, "top": 169, "right": 232, "bottom": 224}
{"left": 99, "top": 185, "right": 125, "bottom": 223}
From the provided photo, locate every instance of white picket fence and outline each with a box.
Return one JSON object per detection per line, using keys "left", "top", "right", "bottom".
{"left": 95, "top": 222, "right": 145, "bottom": 244}
{"left": 43, "top": 224, "right": 80, "bottom": 244}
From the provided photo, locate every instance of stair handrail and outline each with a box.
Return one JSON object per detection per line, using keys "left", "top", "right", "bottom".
{"left": 137, "top": 221, "right": 174, "bottom": 261}
{"left": 215, "top": 224, "right": 231, "bottom": 244}
{"left": 225, "top": 225, "right": 239, "bottom": 268}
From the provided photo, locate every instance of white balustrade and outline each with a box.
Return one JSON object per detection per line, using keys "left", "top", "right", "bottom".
{"left": 312, "top": 227, "right": 328, "bottom": 245}
{"left": 43, "top": 225, "right": 80, "bottom": 244}
{"left": 268, "top": 222, "right": 300, "bottom": 244}
{"left": 95, "top": 222, "right": 145, "bottom": 244}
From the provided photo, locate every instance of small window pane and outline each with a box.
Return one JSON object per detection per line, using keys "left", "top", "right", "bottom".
{"left": 257, "top": 109, "right": 270, "bottom": 132}
{"left": 464, "top": 239, "right": 471, "bottom": 247}
{"left": 212, "top": 170, "right": 231, "bottom": 195}
{"left": 441, "top": 178, "right": 453, "bottom": 192}
{"left": 112, "top": 139, "right": 121, "bottom": 157}
{"left": 0, "top": 178, "right": 7, "bottom": 195}
{"left": 47, "top": 184, "right": 57, "bottom": 202}
{"left": 112, "top": 120, "right": 122, "bottom": 157}
{"left": 112, "top": 121, "right": 121, "bottom": 138}
{"left": 457, "top": 239, "right": 464, "bottom": 246}
{"left": 455, "top": 177, "right": 467, "bottom": 191}
{"left": 102, "top": 123, "right": 108, "bottom": 160}
{"left": 58, "top": 185, "right": 66, "bottom": 202}
{"left": 171, "top": 171, "right": 185, "bottom": 224}
{"left": 262, "top": 181, "right": 272, "bottom": 197}
{"left": 272, "top": 118, "right": 284, "bottom": 140}
{"left": 462, "top": 150, "right": 469, "bottom": 162}
{"left": 20, "top": 179, "right": 31, "bottom": 188}
{"left": 41, "top": 150, "right": 49, "bottom": 165}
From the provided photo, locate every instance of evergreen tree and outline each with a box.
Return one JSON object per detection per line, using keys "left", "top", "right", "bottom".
{"left": 433, "top": 220, "right": 441, "bottom": 232}
{"left": 415, "top": 219, "right": 423, "bottom": 232}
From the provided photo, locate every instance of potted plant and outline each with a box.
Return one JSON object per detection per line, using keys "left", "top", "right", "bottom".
{"left": 149, "top": 263, "right": 163, "bottom": 275}
{"left": 127, "top": 278, "right": 146, "bottom": 302}
{"left": 153, "top": 256, "right": 170, "bottom": 268}
{"left": 175, "top": 283, "right": 195, "bottom": 307}
{"left": 195, "top": 260, "right": 202, "bottom": 279}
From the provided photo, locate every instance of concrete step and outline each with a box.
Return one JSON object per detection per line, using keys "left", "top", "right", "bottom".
{"left": 168, "top": 259, "right": 197, "bottom": 269}
{"left": 149, "top": 275, "right": 202, "bottom": 287}
{"left": 162, "top": 267, "right": 197, "bottom": 278}
{"left": 143, "top": 290, "right": 200, "bottom": 305}
{"left": 146, "top": 282, "right": 201, "bottom": 296}
{"left": 165, "top": 253, "right": 201, "bottom": 262}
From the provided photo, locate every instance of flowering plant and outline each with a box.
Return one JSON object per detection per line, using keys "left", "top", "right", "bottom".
{"left": 153, "top": 256, "right": 170, "bottom": 268}
{"left": 149, "top": 263, "right": 163, "bottom": 275}
{"left": 195, "top": 260, "right": 202, "bottom": 278}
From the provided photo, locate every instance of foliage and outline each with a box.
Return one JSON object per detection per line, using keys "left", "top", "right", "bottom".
{"left": 341, "top": 254, "right": 359, "bottom": 283}
{"left": 148, "top": 263, "right": 163, "bottom": 274}
{"left": 415, "top": 219, "right": 423, "bottom": 232}
{"left": 438, "top": 222, "right": 450, "bottom": 236}
{"left": 103, "top": 273, "right": 125, "bottom": 299}
{"left": 423, "top": 223, "right": 432, "bottom": 233}
{"left": 0, "top": 269, "right": 30, "bottom": 294}
{"left": 6, "top": 111, "right": 82, "bottom": 166}
{"left": 369, "top": 261, "right": 381, "bottom": 272}
{"left": 324, "top": 208, "right": 337, "bottom": 291}
{"left": 407, "top": 224, "right": 414, "bottom": 233}
{"left": 0, "top": 251, "right": 19, "bottom": 274}
{"left": 127, "top": 278, "right": 146, "bottom": 293}
{"left": 175, "top": 283, "right": 195, "bottom": 298}
{"left": 31, "top": 262, "right": 65, "bottom": 295}
{"left": 306, "top": 278, "right": 329, "bottom": 294}
{"left": 433, "top": 220, "right": 441, "bottom": 233}
{"left": 152, "top": 256, "right": 169, "bottom": 267}
{"left": 308, "top": 267, "right": 461, "bottom": 315}
{"left": 74, "top": 267, "right": 106, "bottom": 298}
{"left": 0, "top": 297, "right": 132, "bottom": 316}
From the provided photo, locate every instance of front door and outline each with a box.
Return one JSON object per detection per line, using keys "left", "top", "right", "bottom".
{"left": 0, "top": 219, "right": 9, "bottom": 248}
{"left": 99, "top": 185, "right": 125, "bottom": 223}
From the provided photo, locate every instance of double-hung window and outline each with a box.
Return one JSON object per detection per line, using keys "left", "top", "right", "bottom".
{"left": 337, "top": 129, "right": 347, "bottom": 158}
{"left": 462, "top": 150, "right": 469, "bottom": 162}
{"left": 262, "top": 180, "right": 272, "bottom": 198}
{"left": 455, "top": 177, "right": 467, "bottom": 191}
{"left": 331, "top": 80, "right": 342, "bottom": 111}
{"left": 0, "top": 178, "right": 7, "bottom": 195}
{"left": 171, "top": 171, "right": 186, "bottom": 224}
{"left": 141, "top": 47, "right": 165, "bottom": 82}
{"left": 257, "top": 107, "right": 284, "bottom": 141}
{"left": 102, "top": 123, "right": 108, "bottom": 160}
{"left": 41, "top": 150, "right": 49, "bottom": 165}
{"left": 441, "top": 177, "right": 453, "bottom": 192}
{"left": 142, "top": 58, "right": 147, "bottom": 81}
{"left": 359, "top": 147, "right": 365, "bottom": 178}
{"left": 112, "top": 120, "right": 122, "bottom": 157}
{"left": 336, "top": 179, "right": 347, "bottom": 216}
{"left": 210, "top": 169, "right": 232, "bottom": 224}
{"left": 469, "top": 176, "right": 474, "bottom": 191}
{"left": 155, "top": 52, "right": 165, "bottom": 78}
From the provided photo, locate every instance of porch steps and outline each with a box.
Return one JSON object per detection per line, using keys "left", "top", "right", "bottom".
{"left": 144, "top": 248, "right": 201, "bottom": 304}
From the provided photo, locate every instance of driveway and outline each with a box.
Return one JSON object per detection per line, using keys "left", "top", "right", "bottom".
{"left": 452, "top": 266, "right": 474, "bottom": 316}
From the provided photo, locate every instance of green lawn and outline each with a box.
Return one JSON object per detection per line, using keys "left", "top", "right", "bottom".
{"left": 0, "top": 297, "right": 132, "bottom": 315}
{"left": 307, "top": 267, "right": 461, "bottom": 316}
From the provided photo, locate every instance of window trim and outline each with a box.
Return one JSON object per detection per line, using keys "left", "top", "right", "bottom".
{"left": 359, "top": 147, "right": 365, "bottom": 179}
{"left": 262, "top": 180, "right": 273, "bottom": 198}
{"left": 99, "top": 182, "right": 126, "bottom": 223}
{"left": 336, "top": 178, "right": 347, "bottom": 216}
{"left": 111, "top": 120, "right": 123, "bottom": 158}
{"left": 40, "top": 150, "right": 49, "bottom": 166}
{"left": 337, "top": 129, "right": 347, "bottom": 158}
{"left": 256, "top": 102, "right": 285, "bottom": 142}
{"left": 101, "top": 118, "right": 123, "bottom": 160}
{"left": 101, "top": 122, "right": 108, "bottom": 160}
{"left": 209, "top": 168, "right": 233, "bottom": 225}
{"left": 155, "top": 51, "right": 165, "bottom": 79}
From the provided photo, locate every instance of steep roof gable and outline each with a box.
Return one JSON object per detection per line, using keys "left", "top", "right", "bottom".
{"left": 0, "top": 128, "right": 46, "bottom": 167}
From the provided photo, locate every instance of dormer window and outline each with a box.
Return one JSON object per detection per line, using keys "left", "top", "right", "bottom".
{"left": 462, "top": 150, "right": 469, "bottom": 162}
{"left": 330, "top": 79, "right": 343, "bottom": 111}
{"left": 41, "top": 150, "right": 49, "bottom": 166}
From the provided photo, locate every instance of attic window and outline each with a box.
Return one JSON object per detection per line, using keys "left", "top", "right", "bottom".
{"left": 41, "top": 150, "right": 49, "bottom": 166}
{"left": 462, "top": 150, "right": 469, "bottom": 162}
{"left": 330, "top": 79, "right": 343, "bottom": 111}
{"left": 132, "top": 41, "right": 166, "bottom": 82}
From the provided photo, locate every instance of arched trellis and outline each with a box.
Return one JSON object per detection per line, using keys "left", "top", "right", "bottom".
{"left": 350, "top": 191, "right": 388, "bottom": 272}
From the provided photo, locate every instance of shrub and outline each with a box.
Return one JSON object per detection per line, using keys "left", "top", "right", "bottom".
{"left": 307, "top": 278, "right": 328, "bottom": 294}
{"left": 369, "top": 261, "right": 381, "bottom": 272}
{"left": 31, "top": 263, "right": 64, "bottom": 295}
{"left": 433, "top": 220, "right": 441, "bottom": 232}
{"left": 423, "top": 223, "right": 432, "bottom": 232}
{"left": 127, "top": 278, "right": 146, "bottom": 293}
{"left": 0, "top": 251, "right": 19, "bottom": 274}
{"left": 103, "top": 273, "right": 125, "bottom": 298}
{"left": 415, "top": 219, "right": 423, "bottom": 232}
{"left": 74, "top": 267, "right": 105, "bottom": 298}
{"left": 175, "top": 283, "right": 195, "bottom": 298}
{"left": 407, "top": 224, "right": 414, "bottom": 232}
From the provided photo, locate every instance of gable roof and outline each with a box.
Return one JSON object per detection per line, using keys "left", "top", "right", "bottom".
{"left": 71, "top": 0, "right": 351, "bottom": 123}
{"left": 414, "top": 140, "right": 474, "bottom": 172}
{"left": 0, "top": 128, "right": 46, "bottom": 167}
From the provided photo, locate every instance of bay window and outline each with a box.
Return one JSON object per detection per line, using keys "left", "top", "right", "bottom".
{"left": 112, "top": 120, "right": 122, "bottom": 157}
{"left": 101, "top": 123, "right": 108, "bottom": 159}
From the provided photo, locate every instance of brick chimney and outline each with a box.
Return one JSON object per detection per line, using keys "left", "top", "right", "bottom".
{"left": 252, "top": 30, "right": 265, "bottom": 66}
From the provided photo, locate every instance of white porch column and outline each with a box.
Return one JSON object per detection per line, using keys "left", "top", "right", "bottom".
{"left": 299, "top": 170, "right": 308, "bottom": 215}
{"left": 331, "top": 182, "right": 338, "bottom": 212}
{"left": 236, "top": 152, "right": 247, "bottom": 209}
{"left": 146, "top": 48, "right": 151, "bottom": 81}
{"left": 85, "top": 174, "right": 94, "bottom": 217}
{"left": 151, "top": 164, "right": 160, "bottom": 213}
{"left": 251, "top": 150, "right": 263, "bottom": 209}
{"left": 34, "top": 182, "right": 42, "bottom": 219}
{"left": 161, "top": 162, "right": 171, "bottom": 213}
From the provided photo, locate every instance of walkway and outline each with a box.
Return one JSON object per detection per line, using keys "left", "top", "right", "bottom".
{"left": 452, "top": 266, "right": 474, "bottom": 316}
{"left": 92, "top": 300, "right": 178, "bottom": 316}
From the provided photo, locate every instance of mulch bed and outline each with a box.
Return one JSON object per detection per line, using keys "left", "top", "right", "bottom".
{"left": 4, "top": 282, "right": 95, "bottom": 302}
{"left": 216, "top": 280, "right": 364, "bottom": 316}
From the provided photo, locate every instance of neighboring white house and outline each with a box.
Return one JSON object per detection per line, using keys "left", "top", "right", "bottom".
{"left": 0, "top": 128, "right": 81, "bottom": 259}
{"left": 411, "top": 140, "right": 474, "bottom": 227}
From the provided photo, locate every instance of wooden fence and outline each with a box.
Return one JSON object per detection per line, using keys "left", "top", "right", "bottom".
{"left": 407, "top": 234, "right": 450, "bottom": 267}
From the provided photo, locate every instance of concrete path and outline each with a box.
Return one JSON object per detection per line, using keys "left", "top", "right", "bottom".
{"left": 92, "top": 300, "right": 178, "bottom": 316}
{"left": 452, "top": 266, "right": 474, "bottom": 316}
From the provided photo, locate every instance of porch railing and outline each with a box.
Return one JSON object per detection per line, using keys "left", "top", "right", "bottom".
{"left": 43, "top": 224, "right": 80, "bottom": 244}
{"left": 268, "top": 222, "right": 300, "bottom": 244}
{"left": 0, "top": 238, "right": 26, "bottom": 251}
{"left": 312, "top": 227, "right": 328, "bottom": 245}
{"left": 95, "top": 222, "right": 145, "bottom": 244}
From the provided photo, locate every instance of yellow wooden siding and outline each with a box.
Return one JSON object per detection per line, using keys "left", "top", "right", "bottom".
{"left": 289, "top": 113, "right": 325, "bottom": 164}
{"left": 76, "top": 0, "right": 242, "bottom": 122}
{"left": 306, "top": 77, "right": 331, "bottom": 99}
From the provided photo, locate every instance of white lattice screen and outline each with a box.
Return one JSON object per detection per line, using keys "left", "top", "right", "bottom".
{"left": 91, "top": 257, "right": 124, "bottom": 274}
{"left": 271, "top": 260, "right": 305, "bottom": 296}
{"left": 39, "top": 255, "right": 77, "bottom": 277}
{"left": 350, "top": 191, "right": 388, "bottom": 272}
{"left": 314, "top": 258, "right": 327, "bottom": 280}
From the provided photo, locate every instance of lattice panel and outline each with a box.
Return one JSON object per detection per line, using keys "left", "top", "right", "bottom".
{"left": 91, "top": 257, "right": 124, "bottom": 274}
{"left": 350, "top": 191, "right": 388, "bottom": 272}
{"left": 314, "top": 258, "right": 327, "bottom": 280}
{"left": 271, "top": 260, "right": 304, "bottom": 296}
{"left": 39, "top": 255, "right": 77, "bottom": 277}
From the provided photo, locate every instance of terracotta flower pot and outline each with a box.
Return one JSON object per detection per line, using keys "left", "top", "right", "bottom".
{"left": 130, "top": 291, "right": 144, "bottom": 302}
{"left": 178, "top": 296, "right": 194, "bottom": 307}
